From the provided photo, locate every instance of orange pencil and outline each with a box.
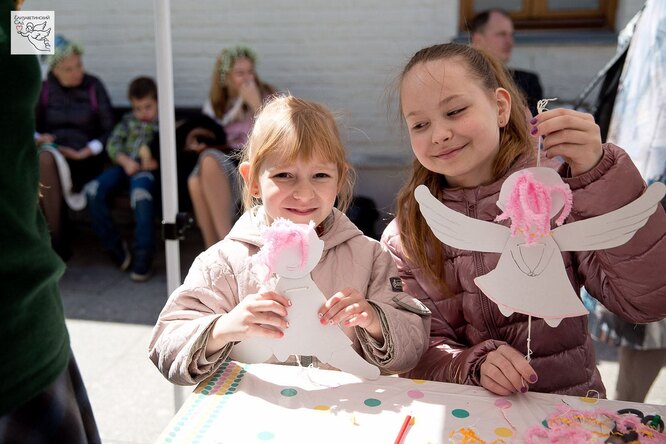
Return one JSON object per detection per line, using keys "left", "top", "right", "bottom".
{"left": 394, "top": 414, "right": 413, "bottom": 444}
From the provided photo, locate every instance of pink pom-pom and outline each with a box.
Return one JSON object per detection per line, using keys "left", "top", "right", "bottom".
{"left": 251, "top": 218, "right": 314, "bottom": 281}
{"left": 496, "top": 171, "right": 573, "bottom": 245}
{"left": 524, "top": 405, "right": 666, "bottom": 443}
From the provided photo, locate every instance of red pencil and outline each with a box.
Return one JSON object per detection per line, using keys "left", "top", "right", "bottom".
{"left": 394, "top": 414, "right": 413, "bottom": 444}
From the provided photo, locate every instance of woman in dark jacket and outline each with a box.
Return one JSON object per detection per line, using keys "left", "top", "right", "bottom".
{"left": 36, "top": 35, "right": 114, "bottom": 259}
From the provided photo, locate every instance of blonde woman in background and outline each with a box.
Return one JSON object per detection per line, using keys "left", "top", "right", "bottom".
{"left": 184, "top": 46, "right": 277, "bottom": 247}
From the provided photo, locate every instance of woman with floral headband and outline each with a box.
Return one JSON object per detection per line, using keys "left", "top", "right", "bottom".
{"left": 36, "top": 34, "right": 115, "bottom": 260}
{"left": 182, "top": 45, "right": 277, "bottom": 248}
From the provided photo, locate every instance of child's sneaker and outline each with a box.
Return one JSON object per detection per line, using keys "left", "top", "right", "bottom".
{"left": 130, "top": 255, "right": 152, "bottom": 282}
{"left": 109, "top": 241, "right": 131, "bottom": 271}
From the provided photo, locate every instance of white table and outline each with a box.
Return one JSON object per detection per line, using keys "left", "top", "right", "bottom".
{"left": 157, "top": 360, "right": 666, "bottom": 443}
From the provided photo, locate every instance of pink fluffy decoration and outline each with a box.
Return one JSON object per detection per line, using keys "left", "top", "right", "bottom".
{"left": 251, "top": 218, "right": 314, "bottom": 280}
{"left": 524, "top": 405, "right": 665, "bottom": 443}
{"left": 495, "top": 170, "right": 573, "bottom": 245}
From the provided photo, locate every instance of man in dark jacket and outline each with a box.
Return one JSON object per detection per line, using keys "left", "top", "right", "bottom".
{"left": 469, "top": 9, "right": 544, "bottom": 116}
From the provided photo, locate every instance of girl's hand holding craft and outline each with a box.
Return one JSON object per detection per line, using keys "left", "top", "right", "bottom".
{"left": 480, "top": 344, "right": 538, "bottom": 396}
{"left": 531, "top": 108, "right": 603, "bottom": 177}
{"left": 319, "top": 288, "right": 383, "bottom": 341}
{"left": 206, "top": 291, "right": 291, "bottom": 356}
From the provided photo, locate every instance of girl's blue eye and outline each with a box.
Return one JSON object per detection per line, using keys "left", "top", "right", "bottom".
{"left": 411, "top": 122, "right": 426, "bottom": 130}
{"left": 273, "top": 172, "right": 291, "bottom": 178}
{"left": 314, "top": 173, "right": 331, "bottom": 179}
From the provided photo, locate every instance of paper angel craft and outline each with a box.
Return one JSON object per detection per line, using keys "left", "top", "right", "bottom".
{"left": 229, "top": 218, "right": 380, "bottom": 380}
{"left": 415, "top": 168, "right": 665, "bottom": 328}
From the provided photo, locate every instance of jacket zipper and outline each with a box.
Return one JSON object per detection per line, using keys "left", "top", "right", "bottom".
{"left": 467, "top": 200, "right": 500, "bottom": 340}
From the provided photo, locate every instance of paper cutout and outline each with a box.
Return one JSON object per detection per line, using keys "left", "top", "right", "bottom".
{"left": 229, "top": 219, "right": 380, "bottom": 379}
{"left": 415, "top": 169, "right": 665, "bottom": 327}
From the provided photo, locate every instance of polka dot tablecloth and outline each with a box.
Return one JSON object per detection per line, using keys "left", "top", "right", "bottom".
{"left": 157, "top": 360, "right": 666, "bottom": 443}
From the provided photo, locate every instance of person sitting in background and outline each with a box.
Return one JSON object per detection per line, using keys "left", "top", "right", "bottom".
{"left": 469, "top": 9, "right": 544, "bottom": 117}
{"left": 86, "top": 77, "right": 159, "bottom": 282}
{"left": 381, "top": 42, "right": 666, "bottom": 397}
{"left": 36, "top": 34, "right": 115, "bottom": 260}
{"left": 183, "top": 45, "right": 277, "bottom": 248}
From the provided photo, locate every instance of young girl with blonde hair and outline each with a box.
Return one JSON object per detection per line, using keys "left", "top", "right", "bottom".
{"left": 150, "top": 95, "right": 430, "bottom": 385}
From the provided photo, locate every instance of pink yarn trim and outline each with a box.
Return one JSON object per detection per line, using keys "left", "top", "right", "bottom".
{"left": 524, "top": 405, "right": 665, "bottom": 443}
{"left": 496, "top": 171, "right": 573, "bottom": 245}
{"left": 251, "top": 218, "right": 314, "bottom": 280}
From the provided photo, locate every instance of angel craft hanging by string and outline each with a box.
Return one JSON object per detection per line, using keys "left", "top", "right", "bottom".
{"left": 414, "top": 98, "right": 666, "bottom": 359}
{"left": 229, "top": 218, "right": 380, "bottom": 380}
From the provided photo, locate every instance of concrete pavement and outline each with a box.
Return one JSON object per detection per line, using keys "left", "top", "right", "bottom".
{"left": 61, "top": 224, "right": 201, "bottom": 444}
{"left": 60, "top": 225, "right": 665, "bottom": 443}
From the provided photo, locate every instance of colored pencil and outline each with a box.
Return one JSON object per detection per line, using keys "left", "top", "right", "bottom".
{"left": 394, "top": 414, "right": 413, "bottom": 444}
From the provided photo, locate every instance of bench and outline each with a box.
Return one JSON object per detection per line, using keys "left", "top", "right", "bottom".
{"left": 71, "top": 107, "right": 406, "bottom": 241}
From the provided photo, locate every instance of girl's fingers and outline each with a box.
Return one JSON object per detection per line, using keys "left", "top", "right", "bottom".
{"left": 343, "top": 311, "right": 371, "bottom": 327}
{"left": 318, "top": 293, "right": 344, "bottom": 321}
{"left": 544, "top": 143, "right": 587, "bottom": 159}
{"left": 496, "top": 345, "right": 537, "bottom": 390}
{"left": 258, "top": 291, "right": 291, "bottom": 309}
{"left": 248, "top": 311, "right": 289, "bottom": 331}
{"left": 544, "top": 141, "right": 603, "bottom": 175}
{"left": 533, "top": 113, "right": 596, "bottom": 139}
{"left": 249, "top": 323, "right": 286, "bottom": 339}
{"left": 249, "top": 299, "right": 289, "bottom": 317}
{"left": 318, "top": 288, "right": 364, "bottom": 324}
{"left": 329, "top": 302, "right": 363, "bottom": 325}
{"left": 480, "top": 362, "right": 515, "bottom": 395}
{"left": 541, "top": 128, "right": 591, "bottom": 149}
{"left": 534, "top": 109, "right": 602, "bottom": 175}
{"left": 485, "top": 351, "right": 522, "bottom": 393}
{"left": 480, "top": 377, "right": 514, "bottom": 396}
{"left": 534, "top": 107, "right": 593, "bottom": 126}
{"left": 485, "top": 346, "right": 534, "bottom": 393}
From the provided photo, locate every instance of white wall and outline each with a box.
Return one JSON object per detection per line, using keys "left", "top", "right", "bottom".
{"left": 29, "top": 0, "right": 642, "bottom": 215}
{"left": 30, "top": 0, "right": 461, "bottom": 214}
{"left": 33, "top": 1, "right": 457, "bottom": 159}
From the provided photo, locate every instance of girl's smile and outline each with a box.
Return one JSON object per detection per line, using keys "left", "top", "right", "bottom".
{"left": 436, "top": 143, "right": 467, "bottom": 160}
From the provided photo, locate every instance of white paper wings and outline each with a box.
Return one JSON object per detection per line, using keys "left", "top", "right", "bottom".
{"left": 415, "top": 168, "right": 665, "bottom": 327}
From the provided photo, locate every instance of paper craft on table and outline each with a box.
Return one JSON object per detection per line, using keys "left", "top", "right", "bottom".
{"left": 229, "top": 218, "right": 380, "bottom": 380}
{"left": 415, "top": 168, "right": 665, "bottom": 327}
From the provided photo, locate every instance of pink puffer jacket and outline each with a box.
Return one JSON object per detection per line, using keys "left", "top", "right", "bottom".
{"left": 150, "top": 208, "right": 431, "bottom": 385}
{"left": 381, "top": 144, "right": 666, "bottom": 396}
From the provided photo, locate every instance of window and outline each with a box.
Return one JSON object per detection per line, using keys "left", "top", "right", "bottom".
{"left": 460, "top": 0, "right": 618, "bottom": 31}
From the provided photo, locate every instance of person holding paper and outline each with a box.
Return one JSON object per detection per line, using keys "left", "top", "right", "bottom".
{"left": 381, "top": 43, "right": 666, "bottom": 397}
{"left": 149, "top": 96, "right": 430, "bottom": 385}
